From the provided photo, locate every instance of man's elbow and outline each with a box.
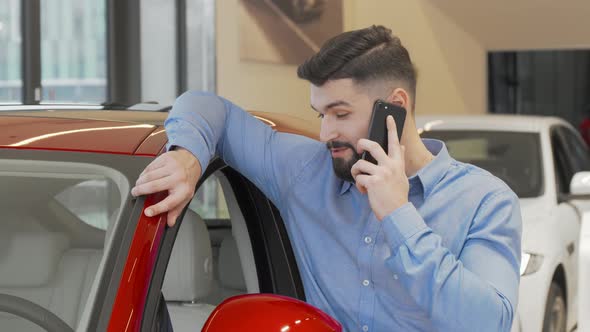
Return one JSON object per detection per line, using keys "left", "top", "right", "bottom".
{"left": 171, "top": 90, "right": 226, "bottom": 117}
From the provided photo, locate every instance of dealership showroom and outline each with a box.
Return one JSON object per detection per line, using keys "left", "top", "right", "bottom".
{"left": 2, "top": 1, "right": 590, "bottom": 332}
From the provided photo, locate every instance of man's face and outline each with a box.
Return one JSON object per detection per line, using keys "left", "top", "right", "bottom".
{"left": 311, "top": 79, "right": 375, "bottom": 182}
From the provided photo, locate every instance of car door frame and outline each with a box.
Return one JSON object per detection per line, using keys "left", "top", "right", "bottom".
{"left": 84, "top": 190, "right": 168, "bottom": 331}
{"left": 137, "top": 158, "right": 305, "bottom": 331}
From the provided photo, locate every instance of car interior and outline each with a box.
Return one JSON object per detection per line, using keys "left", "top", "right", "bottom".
{"left": 0, "top": 159, "right": 256, "bottom": 332}
{"left": 0, "top": 159, "right": 127, "bottom": 332}
{"left": 162, "top": 171, "right": 259, "bottom": 331}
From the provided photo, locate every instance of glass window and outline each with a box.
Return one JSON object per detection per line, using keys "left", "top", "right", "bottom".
{"left": 421, "top": 130, "right": 544, "bottom": 198}
{"left": 0, "top": 0, "right": 22, "bottom": 103}
{"left": 40, "top": 0, "right": 106, "bottom": 103}
{"left": 0, "top": 159, "right": 125, "bottom": 330}
{"left": 186, "top": 0, "right": 216, "bottom": 92}
{"left": 140, "top": 0, "right": 177, "bottom": 104}
{"left": 54, "top": 178, "right": 121, "bottom": 230}
{"left": 189, "top": 173, "right": 230, "bottom": 220}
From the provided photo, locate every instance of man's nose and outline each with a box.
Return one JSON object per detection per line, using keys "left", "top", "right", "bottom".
{"left": 319, "top": 121, "right": 338, "bottom": 143}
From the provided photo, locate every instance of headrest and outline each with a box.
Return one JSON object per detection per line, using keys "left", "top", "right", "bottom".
{"left": 219, "top": 236, "right": 246, "bottom": 290}
{"left": 162, "top": 209, "right": 213, "bottom": 301}
{"left": 0, "top": 232, "right": 69, "bottom": 287}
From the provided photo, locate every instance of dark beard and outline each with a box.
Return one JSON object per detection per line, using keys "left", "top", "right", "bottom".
{"left": 326, "top": 141, "right": 361, "bottom": 183}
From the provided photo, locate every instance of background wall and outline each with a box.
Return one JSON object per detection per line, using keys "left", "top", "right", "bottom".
{"left": 216, "top": 0, "right": 487, "bottom": 132}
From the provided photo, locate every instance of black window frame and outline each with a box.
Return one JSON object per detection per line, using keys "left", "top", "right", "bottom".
{"left": 560, "top": 126, "right": 590, "bottom": 173}
{"left": 550, "top": 126, "right": 575, "bottom": 200}
{"left": 21, "top": 0, "right": 41, "bottom": 104}
{"left": 551, "top": 124, "right": 590, "bottom": 203}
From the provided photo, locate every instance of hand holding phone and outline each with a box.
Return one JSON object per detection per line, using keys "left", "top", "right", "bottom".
{"left": 361, "top": 99, "right": 407, "bottom": 164}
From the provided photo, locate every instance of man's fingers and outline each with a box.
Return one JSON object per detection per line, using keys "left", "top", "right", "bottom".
{"left": 140, "top": 154, "right": 168, "bottom": 176}
{"left": 387, "top": 115, "right": 402, "bottom": 158}
{"left": 400, "top": 145, "right": 407, "bottom": 166}
{"left": 354, "top": 174, "right": 370, "bottom": 194}
{"left": 144, "top": 192, "right": 184, "bottom": 218}
{"left": 166, "top": 207, "right": 184, "bottom": 227}
{"left": 132, "top": 175, "right": 173, "bottom": 197}
{"left": 135, "top": 166, "right": 172, "bottom": 186}
{"left": 357, "top": 139, "right": 389, "bottom": 165}
{"left": 351, "top": 159, "right": 379, "bottom": 178}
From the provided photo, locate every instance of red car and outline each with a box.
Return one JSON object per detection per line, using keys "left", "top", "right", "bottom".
{"left": 0, "top": 105, "right": 340, "bottom": 332}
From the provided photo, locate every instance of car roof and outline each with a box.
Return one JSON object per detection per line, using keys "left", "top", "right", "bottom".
{"left": 0, "top": 107, "right": 319, "bottom": 156}
{"left": 416, "top": 114, "right": 570, "bottom": 133}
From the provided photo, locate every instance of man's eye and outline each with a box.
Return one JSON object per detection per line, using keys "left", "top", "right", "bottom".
{"left": 336, "top": 113, "right": 349, "bottom": 119}
{"left": 317, "top": 113, "right": 325, "bottom": 119}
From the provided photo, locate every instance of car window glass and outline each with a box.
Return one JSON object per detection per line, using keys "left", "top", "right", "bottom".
{"left": 163, "top": 171, "right": 255, "bottom": 331}
{"left": 55, "top": 179, "right": 120, "bottom": 230}
{"left": 0, "top": 159, "right": 127, "bottom": 331}
{"left": 421, "top": 130, "right": 543, "bottom": 197}
{"left": 188, "top": 173, "right": 230, "bottom": 223}
{"left": 444, "top": 138, "right": 488, "bottom": 160}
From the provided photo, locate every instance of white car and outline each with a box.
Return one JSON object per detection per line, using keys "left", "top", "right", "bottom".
{"left": 417, "top": 114, "right": 590, "bottom": 332}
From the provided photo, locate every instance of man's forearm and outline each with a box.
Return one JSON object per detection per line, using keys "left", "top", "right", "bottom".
{"left": 382, "top": 201, "right": 520, "bottom": 331}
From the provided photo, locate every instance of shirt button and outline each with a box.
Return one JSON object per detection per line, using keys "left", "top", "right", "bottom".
{"left": 364, "top": 236, "right": 372, "bottom": 244}
{"left": 362, "top": 325, "right": 369, "bottom": 332}
{"left": 362, "top": 279, "right": 370, "bottom": 286}
{"left": 393, "top": 274, "right": 398, "bottom": 280}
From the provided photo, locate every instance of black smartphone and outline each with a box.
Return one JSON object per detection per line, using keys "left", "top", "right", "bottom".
{"left": 361, "top": 99, "right": 406, "bottom": 164}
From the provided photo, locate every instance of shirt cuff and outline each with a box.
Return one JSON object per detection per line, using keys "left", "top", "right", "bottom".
{"left": 382, "top": 203, "right": 428, "bottom": 251}
{"left": 165, "top": 120, "right": 212, "bottom": 178}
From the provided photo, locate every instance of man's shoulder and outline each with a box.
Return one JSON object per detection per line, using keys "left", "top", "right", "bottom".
{"left": 274, "top": 133, "right": 327, "bottom": 172}
{"left": 277, "top": 133, "right": 325, "bottom": 158}
{"left": 279, "top": 137, "right": 336, "bottom": 187}
{"left": 443, "top": 159, "right": 516, "bottom": 199}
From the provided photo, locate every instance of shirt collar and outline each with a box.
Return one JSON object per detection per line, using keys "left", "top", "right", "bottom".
{"left": 413, "top": 139, "right": 452, "bottom": 199}
{"left": 340, "top": 180, "right": 353, "bottom": 195}
{"left": 338, "top": 138, "right": 452, "bottom": 197}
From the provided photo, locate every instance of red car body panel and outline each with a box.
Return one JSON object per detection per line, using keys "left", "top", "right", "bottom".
{"left": 0, "top": 116, "right": 163, "bottom": 155}
{"left": 0, "top": 110, "right": 318, "bottom": 155}
{"left": 134, "top": 128, "right": 168, "bottom": 156}
{"left": 108, "top": 193, "right": 167, "bottom": 332}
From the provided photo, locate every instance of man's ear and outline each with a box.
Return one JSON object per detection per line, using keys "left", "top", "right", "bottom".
{"left": 386, "top": 88, "right": 410, "bottom": 110}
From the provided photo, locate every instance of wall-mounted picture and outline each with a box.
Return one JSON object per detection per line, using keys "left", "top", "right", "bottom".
{"left": 239, "top": 0, "right": 343, "bottom": 65}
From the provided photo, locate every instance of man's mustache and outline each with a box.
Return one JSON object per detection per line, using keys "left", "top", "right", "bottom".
{"left": 326, "top": 141, "right": 356, "bottom": 151}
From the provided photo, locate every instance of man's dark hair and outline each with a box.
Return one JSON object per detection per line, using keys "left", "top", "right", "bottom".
{"left": 297, "top": 25, "right": 417, "bottom": 109}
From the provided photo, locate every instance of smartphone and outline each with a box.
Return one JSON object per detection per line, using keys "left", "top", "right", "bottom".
{"left": 361, "top": 99, "right": 406, "bottom": 164}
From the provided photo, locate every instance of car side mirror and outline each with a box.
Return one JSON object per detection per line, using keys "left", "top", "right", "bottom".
{"left": 202, "top": 294, "right": 342, "bottom": 332}
{"left": 570, "top": 171, "right": 590, "bottom": 196}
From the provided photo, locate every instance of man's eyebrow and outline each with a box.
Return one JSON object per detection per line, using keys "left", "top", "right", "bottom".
{"left": 310, "top": 100, "right": 352, "bottom": 112}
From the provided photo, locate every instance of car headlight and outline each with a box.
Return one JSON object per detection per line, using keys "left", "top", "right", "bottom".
{"left": 520, "top": 252, "right": 543, "bottom": 276}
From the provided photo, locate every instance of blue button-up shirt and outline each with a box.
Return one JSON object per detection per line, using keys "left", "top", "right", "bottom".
{"left": 166, "top": 91, "right": 522, "bottom": 332}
